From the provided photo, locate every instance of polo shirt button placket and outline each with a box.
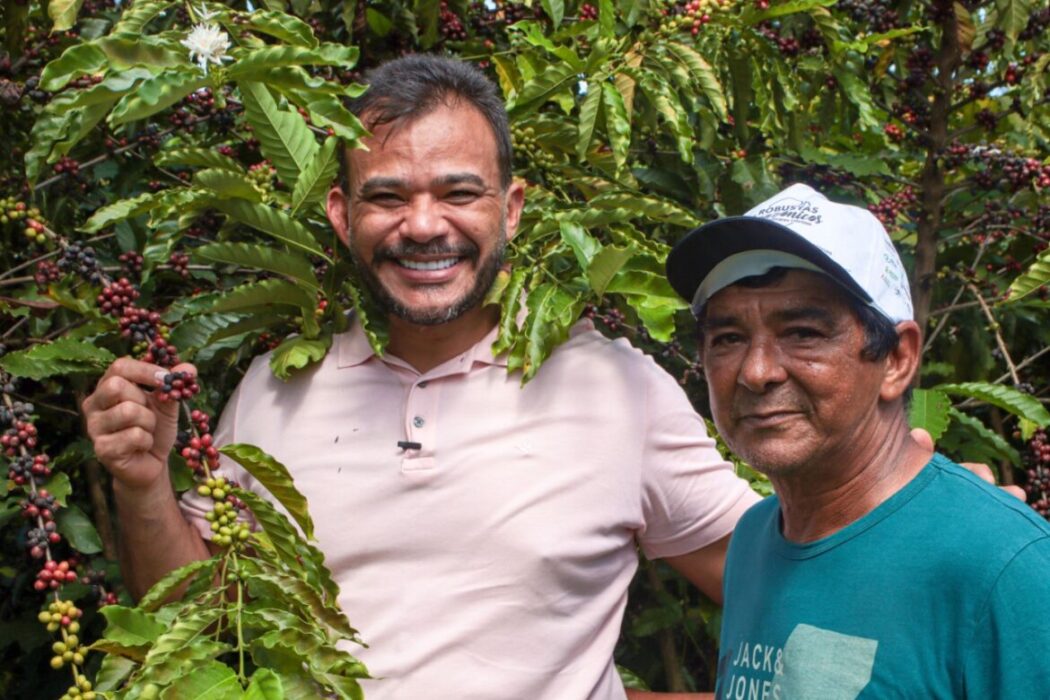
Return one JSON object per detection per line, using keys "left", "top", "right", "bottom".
{"left": 402, "top": 378, "right": 437, "bottom": 473}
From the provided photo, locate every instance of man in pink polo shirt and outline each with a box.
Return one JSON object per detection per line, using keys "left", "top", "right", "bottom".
{"left": 82, "top": 55, "right": 759, "bottom": 698}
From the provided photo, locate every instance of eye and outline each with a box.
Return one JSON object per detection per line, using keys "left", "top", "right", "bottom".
{"left": 785, "top": 326, "right": 824, "bottom": 341}
{"left": 365, "top": 192, "right": 404, "bottom": 206}
{"left": 444, "top": 189, "right": 481, "bottom": 204}
{"left": 708, "top": 332, "right": 744, "bottom": 348}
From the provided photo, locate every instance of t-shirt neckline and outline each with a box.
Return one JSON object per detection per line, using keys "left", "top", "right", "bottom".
{"left": 769, "top": 454, "right": 946, "bottom": 560}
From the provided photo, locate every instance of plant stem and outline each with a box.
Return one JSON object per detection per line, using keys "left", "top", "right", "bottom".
{"left": 967, "top": 282, "right": 1020, "bottom": 385}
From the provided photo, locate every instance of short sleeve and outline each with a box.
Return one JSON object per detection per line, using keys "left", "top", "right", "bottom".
{"left": 178, "top": 363, "right": 266, "bottom": 540}
{"left": 637, "top": 363, "right": 760, "bottom": 559}
{"left": 963, "top": 536, "right": 1050, "bottom": 697}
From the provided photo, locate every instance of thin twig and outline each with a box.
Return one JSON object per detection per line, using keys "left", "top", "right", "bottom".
{"left": 923, "top": 242, "right": 988, "bottom": 351}
{"left": 968, "top": 282, "right": 1020, "bottom": 385}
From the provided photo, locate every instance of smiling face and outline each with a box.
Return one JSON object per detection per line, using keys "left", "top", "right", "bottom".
{"left": 699, "top": 269, "right": 896, "bottom": 478}
{"left": 327, "top": 100, "right": 524, "bottom": 326}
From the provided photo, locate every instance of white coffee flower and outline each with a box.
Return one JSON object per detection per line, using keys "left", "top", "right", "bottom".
{"left": 181, "top": 22, "right": 233, "bottom": 75}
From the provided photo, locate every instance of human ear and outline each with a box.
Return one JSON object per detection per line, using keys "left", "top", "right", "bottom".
{"left": 326, "top": 186, "right": 351, "bottom": 247}
{"left": 880, "top": 321, "right": 922, "bottom": 402}
{"left": 503, "top": 179, "right": 526, "bottom": 241}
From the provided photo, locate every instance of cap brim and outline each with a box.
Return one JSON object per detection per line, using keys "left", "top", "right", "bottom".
{"left": 665, "top": 216, "right": 874, "bottom": 307}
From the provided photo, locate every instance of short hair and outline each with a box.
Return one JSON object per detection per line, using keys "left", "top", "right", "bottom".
{"left": 694, "top": 267, "right": 901, "bottom": 361}
{"left": 339, "top": 54, "right": 513, "bottom": 189}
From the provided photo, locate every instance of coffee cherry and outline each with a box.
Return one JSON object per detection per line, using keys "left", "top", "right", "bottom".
{"left": 155, "top": 371, "right": 200, "bottom": 402}
{"left": 97, "top": 278, "right": 139, "bottom": 317}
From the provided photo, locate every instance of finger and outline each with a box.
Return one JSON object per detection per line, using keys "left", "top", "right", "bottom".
{"left": 960, "top": 461, "right": 996, "bottom": 485}
{"left": 83, "top": 373, "right": 152, "bottom": 415}
{"left": 93, "top": 427, "right": 156, "bottom": 470}
{"left": 1003, "top": 485, "right": 1027, "bottom": 502}
{"left": 910, "top": 427, "right": 935, "bottom": 453}
{"left": 86, "top": 401, "right": 157, "bottom": 442}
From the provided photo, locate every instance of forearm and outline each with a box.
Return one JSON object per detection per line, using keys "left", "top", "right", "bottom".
{"left": 114, "top": 480, "right": 211, "bottom": 600}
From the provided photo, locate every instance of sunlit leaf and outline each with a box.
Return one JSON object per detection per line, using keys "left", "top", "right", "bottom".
{"left": 1004, "top": 247, "right": 1049, "bottom": 303}
{"left": 48, "top": 0, "right": 85, "bottom": 31}
{"left": 908, "top": 388, "right": 951, "bottom": 442}
{"left": 0, "top": 338, "right": 115, "bottom": 380}
{"left": 938, "top": 382, "right": 1050, "bottom": 426}
{"left": 291, "top": 137, "right": 340, "bottom": 215}
{"left": 137, "top": 558, "right": 220, "bottom": 612}
{"left": 196, "top": 243, "right": 320, "bottom": 290}
{"left": 220, "top": 443, "right": 315, "bottom": 538}
{"left": 238, "top": 81, "right": 320, "bottom": 190}
{"left": 270, "top": 336, "right": 332, "bottom": 379}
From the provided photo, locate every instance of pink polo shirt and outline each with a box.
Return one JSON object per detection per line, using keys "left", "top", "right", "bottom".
{"left": 181, "top": 319, "right": 758, "bottom": 699}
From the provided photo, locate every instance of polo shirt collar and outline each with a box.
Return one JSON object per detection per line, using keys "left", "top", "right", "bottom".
{"left": 336, "top": 314, "right": 508, "bottom": 370}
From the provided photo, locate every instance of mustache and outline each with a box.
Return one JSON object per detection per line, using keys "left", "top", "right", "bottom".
{"left": 372, "top": 240, "right": 479, "bottom": 264}
{"left": 731, "top": 393, "right": 807, "bottom": 420}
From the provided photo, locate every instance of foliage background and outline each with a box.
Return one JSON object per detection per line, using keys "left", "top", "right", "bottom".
{"left": 0, "top": 0, "right": 1048, "bottom": 695}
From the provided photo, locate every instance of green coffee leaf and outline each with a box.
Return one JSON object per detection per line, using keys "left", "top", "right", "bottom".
{"left": 208, "top": 279, "right": 317, "bottom": 314}
{"left": 81, "top": 189, "right": 207, "bottom": 233}
{"left": 246, "top": 570, "right": 358, "bottom": 642}
{"left": 193, "top": 169, "right": 264, "bottom": 201}
{"left": 1004, "top": 247, "right": 1049, "bottom": 303}
{"left": 245, "top": 668, "right": 286, "bottom": 700}
{"left": 908, "top": 388, "right": 951, "bottom": 443}
{"left": 507, "top": 60, "right": 579, "bottom": 116}
{"left": 540, "top": 0, "right": 565, "bottom": 26}
{"left": 48, "top": 0, "right": 85, "bottom": 32}
{"left": 111, "top": 0, "right": 173, "bottom": 34}
{"left": 601, "top": 82, "right": 631, "bottom": 171}
{"left": 270, "top": 336, "right": 332, "bottom": 380}
{"left": 576, "top": 83, "right": 603, "bottom": 161}
{"left": 238, "top": 81, "right": 320, "bottom": 190}
{"left": 196, "top": 243, "right": 320, "bottom": 291}
{"left": 55, "top": 504, "right": 103, "bottom": 554}
{"left": 94, "top": 654, "right": 137, "bottom": 691}
{"left": 159, "top": 660, "right": 240, "bottom": 699}
{"left": 0, "top": 338, "right": 115, "bottom": 380}
{"left": 155, "top": 147, "right": 244, "bottom": 172}
{"left": 237, "top": 488, "right": 340, "bottom": 602}
{"left": 938, "top": 382, "right": 1050, "bottom": 426}
{"left": 297, "top": 94, "right": 368, "bottom": 143}
{"left": 97, "top": 606, "right": 167, "bottom": 647}
{"left": 663, "top": 41, "right": 727, "bottom": 121}
{"left": 108, "top": 69, "right": 207, "bottom": 125}
{"left": 245, "top": 10, "right": 319, "bottom": 47}
{"left": 943, "top": 408, "right": 1022, "bottom": 468}
{"left": 229, "top": 44, "right": 359, "bottom": 80}
{"left": 137, "top": 558, "right": 220, "bottom": 612}
{"left": 588, "top": 246, "right": 634, "bottom": 297}
{"left": 220, "top": 444, "right": 315, "bottom": 539}
{"left": 211, "top": 198, "right": 326, "bottom": 257}
{"left": 39, "top": 43, "right": 107, "bottom": 91}
{"left": 291, "top": 137, "right": 340, "bottom": 215}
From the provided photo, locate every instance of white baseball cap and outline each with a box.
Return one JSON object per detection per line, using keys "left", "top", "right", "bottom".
{"left": 666, "top": 183, "right": 914, "bottom": 323}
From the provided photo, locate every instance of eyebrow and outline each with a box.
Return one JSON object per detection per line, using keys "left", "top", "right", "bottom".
{"left": 358, "top": 173, "right": 487, "bottom": 197}
{"left": 701, "top": 306, "right": 837, "bottom": 332}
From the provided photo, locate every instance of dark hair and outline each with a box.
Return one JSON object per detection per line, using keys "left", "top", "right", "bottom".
{"left": 694, "top": 266, "right": 901, "bottom": 361}
{"left": 338, "top": 54, "right": 513, "bottom": 189}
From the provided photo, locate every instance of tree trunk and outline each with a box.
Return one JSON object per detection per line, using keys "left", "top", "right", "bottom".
{"left": 913, "top": 6, "right": 966, "bottom": 336}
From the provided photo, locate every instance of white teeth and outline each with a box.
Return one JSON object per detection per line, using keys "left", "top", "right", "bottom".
{"left": 399, "top": 258, "right": 458, "bottom": 271}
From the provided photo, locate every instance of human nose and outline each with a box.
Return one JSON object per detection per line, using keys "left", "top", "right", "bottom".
{"left": 738, "top": 337, "right": 787, "bottom": 393}
{"left": 399, "top": 195, "right": 449, "bottom": 242}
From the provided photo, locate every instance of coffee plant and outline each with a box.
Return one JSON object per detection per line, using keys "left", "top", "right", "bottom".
{"left": 1, "top": 0, "right": 1047, "bottom": 695}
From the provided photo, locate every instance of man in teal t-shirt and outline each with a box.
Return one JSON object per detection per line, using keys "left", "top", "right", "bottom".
{"left": 665, "top": 183, "right": 1050, "bottom": 698}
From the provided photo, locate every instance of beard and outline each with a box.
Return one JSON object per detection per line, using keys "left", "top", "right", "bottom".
{"left": 350, "top": 221, "right": 508, "bottom": 326}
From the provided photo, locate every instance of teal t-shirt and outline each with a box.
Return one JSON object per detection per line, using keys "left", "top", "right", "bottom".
{"left": 717, "top": 453, "right": 1050, "bottom": 699}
